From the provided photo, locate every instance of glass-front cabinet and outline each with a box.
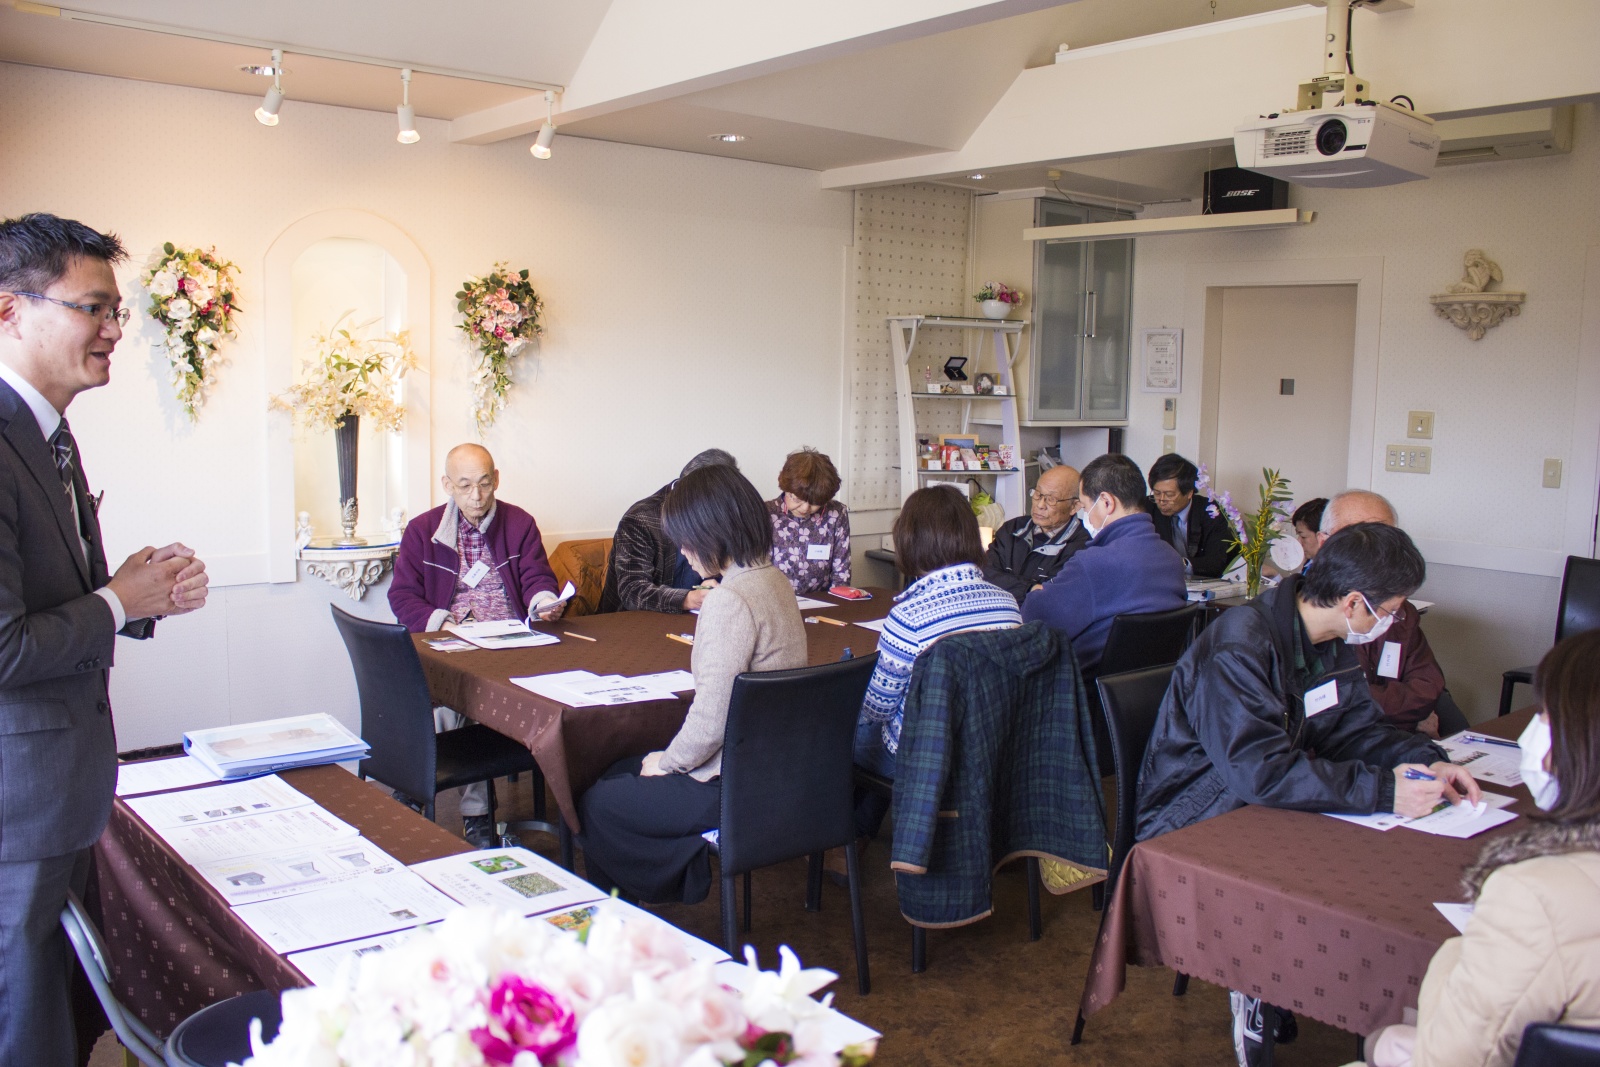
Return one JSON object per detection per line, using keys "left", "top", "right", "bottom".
{"left": 1028, "top": 199, "right": 1133, "bottom": 422}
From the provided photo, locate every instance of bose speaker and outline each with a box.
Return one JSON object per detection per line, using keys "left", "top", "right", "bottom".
{"left": 1203, "top": 167, "right": 1289, "bottom": 214}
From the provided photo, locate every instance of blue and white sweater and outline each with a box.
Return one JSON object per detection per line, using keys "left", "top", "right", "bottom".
{"left": 860, "top": 563, "right": 1021, "bottom": 754}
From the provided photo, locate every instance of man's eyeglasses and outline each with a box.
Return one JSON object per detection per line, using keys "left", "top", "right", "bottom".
{"left": 1150, "top": 490, "right": 1186, "bottom": 504}
{"left": 7, "top": 291, "right": 131, "bottom": 327}
{"left": 1361, "top": 593, "right": 1406, "bottom": 623}
{"left": 1030, "top": 490, "right": 1077, "bottom": 508}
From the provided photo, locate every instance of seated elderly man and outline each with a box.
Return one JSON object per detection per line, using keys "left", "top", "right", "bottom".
{"left": 982, "top": 463, "right": 1090, "bottom": 605}
{"left": 388, "top": 443, "right": 563, "bottom": 846}
{"left": 1133, "top": 522, "right": 1479, "bottom": 1067}
{"left": 1319, "top": 489, "right": 1462, "bottom": 737}
{"left": 599, "top": 448, "right": 738, "bottom": 614}
{"left": 1145, "top": 453, "right": 1237, "bottom": 578}
{"left": 1022, "top": 454, "right": 1186, "bottom": 676}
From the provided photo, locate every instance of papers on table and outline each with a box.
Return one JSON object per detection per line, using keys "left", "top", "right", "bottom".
{"left": 1442, "top": 730, "right": 1524, "bottom": 787}
{"left": 197, "top": 837, "right": 404, "bottom": 905}
{"left": 1435, "top": 902, "right": 1474, "bottom": 934}
{"left": 529, "top": 581, "right": 578, "bottom": 619}
{"left": 512, "top": 669, "right": 687, "bottom": 707}
{"left": 1324, "top": 791, "right": 1516, "bottom": 838}
{"left": 232, "top": 867, "right": 459, "bottom": 953}
{"left": 795, "top": 595, "right": 833, "bottom": 610}
{"left": 115, "top": 755, "right": 220, "bottom": 797}
{"left": 426, "top": 637, "right": 475, "bottom": 652}
{"left": 287, "top": 926, "right": 436, "bottom": 985}
{"left": 409, "top": 847, "right": 604, "bottom": 917}
{"left": 125, "top": 776, "right": 317, "bottom": 830}
{"left": 853, "top": 617, "right": 889, "bottom": 633}
{"left": 1186, "top": 578, "right": 1246, "bottom": 603}
{"left": 160, "top": 805, "right": 362, "bottom": 865}
{"left": 445, "top": 618, "right": 561, "bottom": 650}
{"left": 184, "top": 713, "right": 369, "bottom": 779}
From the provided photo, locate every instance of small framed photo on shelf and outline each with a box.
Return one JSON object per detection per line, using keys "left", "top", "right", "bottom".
{"left": 942, "top": 356, "right": 969, "bottom": 382}
{"left": 974, "top": 372, "right": 996, "bottom": 395}
{"left": 938, "top": 434, "right": 979, "bottom": 450}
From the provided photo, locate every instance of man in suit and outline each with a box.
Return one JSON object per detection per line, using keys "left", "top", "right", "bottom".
{"left": 982, "top": 462, "right": 1090, "bottom": 604}
{"left": 1145, "top": 453, "right": 1237, "bottom": 578}
{"left": 0, "top": 213, "right": 209, "bottom": 1066}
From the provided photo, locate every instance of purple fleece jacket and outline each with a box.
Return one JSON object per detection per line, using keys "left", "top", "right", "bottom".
{"left": 388, "top": 501, "right": 558, "bottom": 633}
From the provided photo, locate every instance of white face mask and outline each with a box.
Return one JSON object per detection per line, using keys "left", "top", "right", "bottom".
{"left": 1518, "top": 714, "right": 1561, "bottom": 811}
{"left": 1080, "top": 501, "right": 1100, "bottom": 539}
{"left": 1343, "top": 593, "right": 1395, "bottom": 646}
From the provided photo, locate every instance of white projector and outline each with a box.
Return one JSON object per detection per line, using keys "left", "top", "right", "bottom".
{"left": 1234, "top": 103, "right": 1440, "bottom": 188}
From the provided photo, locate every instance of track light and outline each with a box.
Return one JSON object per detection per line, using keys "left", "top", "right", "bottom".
{"left": 254, "top": 49, "right": 285, "bottom": 126}
{"left": 396, "top": 68, "right": 420, "bottom": 144}
{"left": 530, "top": 91, "right": 556, "bottom": 159}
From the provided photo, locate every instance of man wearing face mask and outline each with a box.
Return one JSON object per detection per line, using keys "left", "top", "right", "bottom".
{"left": 1134, "top": 521, "right": 1480, "bottom": 1067}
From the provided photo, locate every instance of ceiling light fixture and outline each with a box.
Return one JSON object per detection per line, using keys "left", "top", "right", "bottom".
{"left": 968, "top": 173, "right": 986, "bottom": 180}
{"left": 531, "top": 91, "right": 557, "bottom": 159}
{"left": 254, "top": 48, "right": 284, "bottom": 126}
{"left": 709, "top": 134, "right": 747, "bottom": 143}
{"left": 396, "top": 68, "right": 420, "bottom": 144}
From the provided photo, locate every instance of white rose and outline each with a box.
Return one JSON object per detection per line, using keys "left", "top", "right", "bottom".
{"left": 195, "top": 327, "right": 218, "bottom": 346}
{"left": 148, "top": 270, "right": 178, "bottom": 297}
{"left": 575, "top": 999, "right": 684, "bottom": 1067}
{"left": 167, "top": 297, "right": 194, "bottom": 321}
{"left": 188, "top": 282, "right": 214, "bottom": 306}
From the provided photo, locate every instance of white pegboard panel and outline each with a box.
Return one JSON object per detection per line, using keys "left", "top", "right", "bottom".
{"left": 847, "top": 184, "right": 974, "bottom": 511}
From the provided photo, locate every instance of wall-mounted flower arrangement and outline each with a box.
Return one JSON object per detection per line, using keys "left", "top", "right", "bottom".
{"left": 143, "top": 243, "right": 240, "bottom": 420}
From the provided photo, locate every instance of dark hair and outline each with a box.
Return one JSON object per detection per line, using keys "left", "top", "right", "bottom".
{"left": 1292, "top": 497, "right": 1329, "bottom": 531}
{"left": 1533, "top": 629, "right": 1600, "bottom": 824}
{"left": 662, "top": 463, "right": 772, "bottom": 571}
{"left": 0, "top": 213, "right": 127, "bottom": 294}
{"left": 680, "top": 448, "right": 738, "bottom": 478}
{"left": 893, "top": 486, "right": 983, "bottom": 579}
{"left": 1148, "top": 454, "right": 1199, "bottom": 495}
{"left": 1300, "top": 522, "right": 1425, "bottom": 607}
{"left": 777, "top": 447, "right": 841, "bottom": 507}
{"left": 1080, "top": 454, "right": 1147, "bottom": 511}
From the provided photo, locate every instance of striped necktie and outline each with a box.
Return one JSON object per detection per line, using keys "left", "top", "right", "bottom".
{"left": 48, "top": 419, "right": 76, "bottom": 498}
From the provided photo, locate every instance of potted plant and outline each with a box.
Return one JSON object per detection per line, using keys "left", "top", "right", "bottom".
{"left": 1198, "top": 465, "right": 1294, "bottom": 597}
{"left": 973, "top": 282, "right": 1022, "bottom": 319}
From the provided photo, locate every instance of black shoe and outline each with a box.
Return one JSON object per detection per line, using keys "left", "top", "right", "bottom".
{"left": 1274, "top": 1010, "right": 1298, "bottom": 1045}
{"left": 1230, "top": 991, "right": 1269, "bottom": 1067}
{"left": 391, "top": 790, "right": 423, "bottom": 814}
{"left": 463, "top": 814, "right": 496, "bottom": 849}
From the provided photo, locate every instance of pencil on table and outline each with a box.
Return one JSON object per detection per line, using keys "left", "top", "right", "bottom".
{"left": 561, "top": 631, "right": 597, "bottom": 642}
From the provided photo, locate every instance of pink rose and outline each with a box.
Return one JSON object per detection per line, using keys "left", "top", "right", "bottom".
{"left": 470, "top": 976, "right": 577, "bottom": 1065}
{"left": 494, "top": 326, "right": 506, "bottom": 338}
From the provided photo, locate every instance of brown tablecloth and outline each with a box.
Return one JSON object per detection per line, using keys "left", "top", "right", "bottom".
{"left": 417, "top": 591, "right": 890, "bottom": 832}
{"left": 88, "top": 764, "right": 471, "bottom": 1037}
{"left": 1081, "top": 707, "right": 1536, "bottom": 1035}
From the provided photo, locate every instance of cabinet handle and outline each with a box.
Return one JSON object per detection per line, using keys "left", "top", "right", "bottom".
{"left": 1086, "top": 291, "right": 1097, "bottom": 339}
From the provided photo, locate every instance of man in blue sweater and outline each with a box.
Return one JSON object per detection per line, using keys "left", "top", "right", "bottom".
{"left": 1023, "top": 453, "right": 1186, "bottom": 675}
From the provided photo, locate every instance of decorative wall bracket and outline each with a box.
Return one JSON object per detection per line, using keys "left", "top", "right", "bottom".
{"left": 1430, "top": 249, "right": 1525, "bottom": 340}
{"left": 299, "top": 539, "right": 400, "bottom": 601}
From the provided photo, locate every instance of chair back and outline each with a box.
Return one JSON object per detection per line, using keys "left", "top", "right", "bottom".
{"left": 1512, "top": 1022, "right": 1600, "bottom": 1067}
{"left": 62, "top": 892, "right": 166, "bottom": 1067}
{"left": 1096, "top": 663, "right": 1177, "bottom": 893}
{"left": 330, "top": 605, "right": 438, "bottom": 806}
{"left": 718, "top": 654, "right": 878, "bottom": 877}
{"left": 1096, "top": 604, "right": 1200, "bottom": 678}
{"left": 548, "top": 537, "right": 612, "bottom": 618}
{"left": 1556, "top": 555, "right": 1600, "bottom": 643}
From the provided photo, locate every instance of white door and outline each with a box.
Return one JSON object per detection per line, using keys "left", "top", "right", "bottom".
{"left": 1208, "top": 284, "right": 1358, "bottom": 512}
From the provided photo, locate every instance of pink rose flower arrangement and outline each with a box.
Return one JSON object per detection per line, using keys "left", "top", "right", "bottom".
{"left": 457, "top": 264, "right": 544, "bottom": 431}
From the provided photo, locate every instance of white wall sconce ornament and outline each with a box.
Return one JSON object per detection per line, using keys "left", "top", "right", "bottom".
{"left": 1430, "top": 249, "right": 1524, "bottom": 340}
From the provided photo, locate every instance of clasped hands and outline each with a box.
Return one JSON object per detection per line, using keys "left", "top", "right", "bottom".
{"left": 1391, "top": 760, "right": 1482, "bottom": 819}
{"left": 106, "top": 542, "right": 210, "bottom": 620}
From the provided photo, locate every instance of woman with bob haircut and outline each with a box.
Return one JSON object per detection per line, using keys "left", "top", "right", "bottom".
{"left": 1361, "top": 628, "right": 1600, "bottom": 1067}
{"left": 577, "top": 464, "right": 808, "bottom": 903}
{"left": 767, "top": 447, "right": 852, "bottom": 594}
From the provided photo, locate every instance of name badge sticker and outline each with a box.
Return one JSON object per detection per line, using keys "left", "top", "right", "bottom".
{"left": 1377, "top": 641, "right": 1402, "bottom": 679}
{"left": 462, "top": 560, "right": 491, "bottom": 588}
{"left": 1304, "top": 679, "right": 1339, "bottom": 717}
{"left": 806, "top": 543, "right": 831, "bottom": 561}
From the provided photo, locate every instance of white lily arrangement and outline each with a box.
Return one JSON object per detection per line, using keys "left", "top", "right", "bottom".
{"left": 239, "top": 903, "right": 876, "bottom": 1067}
{"left": 142, "top": 243, "right": 240, "bottom": 420}
{"left": 269, "top": 312, "right": 418, "bottom": 433}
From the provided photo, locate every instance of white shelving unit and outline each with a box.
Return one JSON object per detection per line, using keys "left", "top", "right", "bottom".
{"left": 887, "top": 315, "right": 1027, "bottom": 518}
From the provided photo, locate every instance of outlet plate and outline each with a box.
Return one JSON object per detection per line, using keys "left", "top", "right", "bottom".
{"left": 1162, "top": 435, "right": 1176, "bottom": 455}
{"left": 1543, "top": 458, "right": 1563, "bottom": 488}
{"left": 1385, "top": 445, "right": 1432, "bottom": 473}
{"left": 1407, "top": 411, "right": 1434, "bottom": 439}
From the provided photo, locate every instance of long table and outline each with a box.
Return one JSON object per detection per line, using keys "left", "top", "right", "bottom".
{"left": 1079, "top": 707, "right": 1534, "bottom": 1037}
{"left": 415, "top": 590, "right": 892, "bottom": 832}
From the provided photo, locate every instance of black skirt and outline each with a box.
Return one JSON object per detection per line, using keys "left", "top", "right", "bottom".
{"left": 576, "top": 754, "right": 722, "bottom": 904}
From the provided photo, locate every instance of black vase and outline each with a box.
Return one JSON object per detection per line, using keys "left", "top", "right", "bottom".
{"left": 333, "top": 414, "right": 364, "bottom": 544}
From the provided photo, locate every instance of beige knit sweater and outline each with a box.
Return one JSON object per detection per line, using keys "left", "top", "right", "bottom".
{"left": 656, "top": 560, "right": 808, "bottom": 781}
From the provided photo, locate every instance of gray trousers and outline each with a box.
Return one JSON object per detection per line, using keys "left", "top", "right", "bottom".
{"left": 0, "top": 848, "right": 92, "bottom": 1067}
{"left": 433, "top": 707, "right": 489, "bottom": 816}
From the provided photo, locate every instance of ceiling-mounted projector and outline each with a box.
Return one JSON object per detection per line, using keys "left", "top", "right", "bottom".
{"left": 1235, "top": 103, "right": 1439, "bottom": 188}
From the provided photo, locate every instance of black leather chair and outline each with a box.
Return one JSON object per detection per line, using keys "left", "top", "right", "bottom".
{"left": 1512, "top": 1022, "right": 1600, "bottom": 1066}
{"left": 1500, "top": 555, "right": 1600, "bottom": 715}
{"left": 711, "top": 654, "right": 877, "bottom": 995}
{"left": 63, "top": 892, "right": 282, "bottom": 1067}
{"left": 330, "top": 606, "right": 558, "bottom": 857}
{"left": 1085, "top": 604, "right": 1199, "bottom": 776}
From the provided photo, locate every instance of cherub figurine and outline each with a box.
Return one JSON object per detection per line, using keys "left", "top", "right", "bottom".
{"left": 1445, "top": 249, "right": 1503, "bottom": 294}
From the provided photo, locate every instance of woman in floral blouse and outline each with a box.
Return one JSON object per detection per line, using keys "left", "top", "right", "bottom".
{"left": 766, "top": 447, "right": 851, "bottom": 594}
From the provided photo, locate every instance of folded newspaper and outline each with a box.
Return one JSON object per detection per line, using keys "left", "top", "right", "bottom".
{"left": 184, "top": 713, "right": 369, "bottom": 779}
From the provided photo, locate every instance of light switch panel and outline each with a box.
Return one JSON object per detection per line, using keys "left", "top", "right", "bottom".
{"left": 1162, "top": 435, "right": 1176, "bottom": 455}
{"left": 1407, "top": 411, "right": 1434, "bottom": 439}
{"left": 1385, "top": 445, "right": 1432, "bottom": 474}
{"left": 1543, "top": 459, "right": 1563, "bottom": 488}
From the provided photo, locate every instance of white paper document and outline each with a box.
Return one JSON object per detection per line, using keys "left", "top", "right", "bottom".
{"left": 853, "top": 618, "right": 889, "bottom": 633}
{"left": 1435, "top": 902, "right": 1474, "bottom": 933}
{"left": 426, "top": 637, "right": 476, "bottom": 652}
{"left": 232, "top": 867, "right": 459, "bottom": 953}
{"left": 195, "top": 837, "right": 404, "bottom": 906}
{"left": 115, "top": 755, "right": 220, "bottom": 797}
{"left": 287, "top": 926, "right": 436, "bottom": 985}
{"left": 795, "top": 596, "right": 833, "bottom": 611}
{"left": 512, "top": 670, "right": 684, "bottom": 707}
{"left": 446, "top": 618, "right": 561, "bottom": 650}
{"left": 629, "top": 670, "right": 695, "bottom": 693}
{"left": 529, "top": 581, "right": 578, "bottom": 619}
{"left": 409, "top": 847, "right": 604, "bottom": 916}
{"left": 1325, "top": 791, "right": 1515, "bottom": 838}
{"left": 126, "top": 775, "right": 312, "bottom": 830}
{"left": 159, "top": 805, "right": 361, "bottom": 865}
{"left": 1442, "top": 731, "right": 1524, "bottom": 787}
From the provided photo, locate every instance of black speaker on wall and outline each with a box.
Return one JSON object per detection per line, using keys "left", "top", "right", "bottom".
{"left": 1203, "top": 167, "right": 1289, "bottom": 214}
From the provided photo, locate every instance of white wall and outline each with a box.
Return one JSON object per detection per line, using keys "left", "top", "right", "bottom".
{"left": 0, "top": 62, "right": 853, "bottom": 749}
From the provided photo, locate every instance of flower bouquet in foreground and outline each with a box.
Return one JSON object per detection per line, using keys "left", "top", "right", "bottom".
{"left": 1197, "top": 464, "right": 1293, "bottom": 597}
{"left": 239, "top": 903, "right": 876, "bottom": 1067}
{"left": 142, "top": 243, "right": 240, "bottom": 420}
{"left": 457, "top": 264, "right": 544, "bottom": 432}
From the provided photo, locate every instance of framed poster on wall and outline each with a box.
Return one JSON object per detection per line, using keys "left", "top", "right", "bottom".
{"left": 1140, "top": 328, "right": 1183, "bottom": 393}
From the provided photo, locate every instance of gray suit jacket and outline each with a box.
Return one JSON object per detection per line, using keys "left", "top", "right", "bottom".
{"left": 0, "top": 378, "right": 128, "bottom": 861}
